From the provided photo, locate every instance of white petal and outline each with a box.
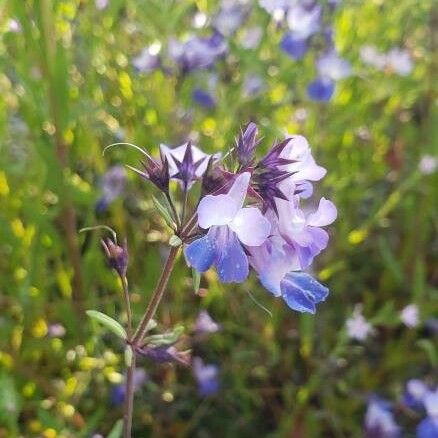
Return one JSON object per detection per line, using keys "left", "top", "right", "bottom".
{"left": 227, "top": 172, "right": 251, "bottom": 209}
{"left": 307, "top": 197, "right": 337, "bottom": 227}
{"left": 230, "top": 207, "right": 271, "bottom": 246}
{"left": 197, "top": 194, "right": 239, "bottom": 228}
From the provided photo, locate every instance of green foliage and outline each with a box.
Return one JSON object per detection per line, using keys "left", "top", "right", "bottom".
{"left": 0, "top": 0, "right": 436, "bottom": 437}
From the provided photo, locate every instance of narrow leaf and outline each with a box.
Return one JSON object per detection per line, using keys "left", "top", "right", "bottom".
{"left": 152, "top": 196, "right": 176, "bottom": 229}
{"left": 86, "top": 310, "right": 127, "bottom": 340}
{"left": 192, "top": 268, "right": 201, "bottom": 293}
{"left": 107, "top": 420, "right": 123, "bottom": 438}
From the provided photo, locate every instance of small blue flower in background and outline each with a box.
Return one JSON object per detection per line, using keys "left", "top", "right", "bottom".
{"left": 416, "top": 389, "right": 438, "bottom": 438}
{"left": 212, "top": 0, "right": 248, "bottom": 37}
{"left": 192, "top": 88, "right": 217, "bottom": 109}
{"left": 307, "top": 78, "right": 335, "bottom": 102}
{"left": 195, "top": 310, "right": 221, "bottom": 335}
{"left": 403, "top": 379, "right": 428, "bottom": 411}
{"left": 96, "top": 165, "right": 126, "bottom": 214}
{"left": 364, "top": 397, "right": 401, "bottom": 438}
{"left": 360, "top": 45, "right": 413, "bottom": 76}
{"left": 193, "top": 357, "right": 220, "bottom": 397}
{"left": 280, "top": 33, "right": 308, "bottom": 60}
{"left": 132, "top": 45, "right": 161, "bottom": 74}
{"left": 110, "top": 368, "right": 148, "bottom": 406}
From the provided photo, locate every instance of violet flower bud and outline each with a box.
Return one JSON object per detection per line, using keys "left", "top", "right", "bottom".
{"left": 101, "top": 237, "right": 128, "bottom": 278}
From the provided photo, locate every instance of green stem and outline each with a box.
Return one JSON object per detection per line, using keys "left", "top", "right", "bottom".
{"left": 123, "top": 353, "right": 136, "bottom": 438}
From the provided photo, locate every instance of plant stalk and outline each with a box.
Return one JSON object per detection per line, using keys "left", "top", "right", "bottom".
{"left": 123, "top": 353, "right": 136, "bottom": 438}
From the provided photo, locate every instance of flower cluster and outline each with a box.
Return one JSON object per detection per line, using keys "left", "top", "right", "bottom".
{"left": 260, "top": 0, "right": 351, "bottom": 101}
{"left": 131, "top": 123, "right": 336, "bottom": 314}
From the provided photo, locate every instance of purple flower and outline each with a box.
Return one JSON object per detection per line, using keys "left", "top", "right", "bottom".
{"left": 168, "top": 33, "right": 227, "bottom": 73}
{"left": 243, "top": 74, "right": 265, "bottom": 98}
{"left": 110, "top": 368, "right": 148, "bottom": 406}
{"left": 316, "top": 50, "right": 351, "bottom": 81}
{"left": 101, "top": 237, "right": 128, "bottom": 278}
{"left": 132, "top": 46, "right": 161, "bottom": 73}
{"left": 195, "top": 310, "right": 221, "bottom": 334}
{"left": 385, "top": 48, "right": 413, "bottom": 76}
{"left": 417, "top": 390, "right": 438, "bottom": 438}
{"left": 286, "top": 3, "right": 321, "bottom": 39}
{"left": 307, "top": 77, "right": 335, "bottom": 102}
{"left": 192, "top": 88, "right": 217, "bottom": 109}
{"left": 404, "top": 379, "right": 428, "bottom": 410}
{"left": 160, "top": 142, "right": 217, "bottom": 186}
{"left": 212, "top": 1, "right": 248, "bottom": 37}
{"left": 346, "top": 306, "right": 374, "bottom": 341}
{"left": 280, "top": 33, "right": 308, "bottom": 60}
{"left": 193, "top": 357, "right": 219, "bottom": 396}
{"left": 360, "top": 45, "right": 387, "bottom": 70}
{"left": 95, "top": 0, "right": 108, "bottom": 10}
{"left": 364, "top": 398, "right": 401, "bottom": 438}
{"left": 96, "top": 165, "right": 126, "bottom": 213}
{"left": 419, "top": 155, "right": 437, "bottom": 175}
{"left": 400, "top": 304, "right": 420, "bottom": 328}
{"left": 241, "top": 27, "right": 263, "bottom": 50}
{"left": 47, "top": 323, "right": 66, "bottom": 338}
{"left": 417, "top": 418, "right": 438, "bottom": 438}
{"left": 236, "top": 122, "right": 259, "bottom": 166}
{"left": 185, "top": 172, "right": 271, "bottom": 283}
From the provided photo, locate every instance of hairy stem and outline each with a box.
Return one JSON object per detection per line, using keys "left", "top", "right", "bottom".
{"left": 123, "top": 353, "right": 136, "bottom": 438}
{"left": 132, "top": 246, "right": 180, "bottom": 346}
{"left": 121, "top": 276, "right": 133, "bottom": 337}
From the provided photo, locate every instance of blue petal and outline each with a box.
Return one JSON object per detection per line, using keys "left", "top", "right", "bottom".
{"left": 286, "top": 272, "right": 329, "bottom": 303}
{"left": 192, "top": 88, "right": 216, "bottom": 109}
{"left": 417, "top": 417, "right": 438, "bottom": 438}
{"left": 307, "top": 78, "right": 335, "bottom": 102}
{"left": 280, "top": 33, "right": 308, "bottom": 60}
{"left": 184, "top": 235, "right": 216, "bottom": 272}
{"left": 281, "top": 278, "right": 316, "bottom": 314}
{"left": 215, "top": 232, "right": 248, "bottom": 283}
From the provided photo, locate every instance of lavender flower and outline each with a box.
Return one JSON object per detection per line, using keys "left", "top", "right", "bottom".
{"left": 168, "top": 33, "right": 227, "bottom": 73}
{"left": 192, "top": 88, "right": 217, "bottom": 109}
{"left": 404, "top": 379, "right": 428, "bottom": 410}
{"left": 212, "top": 0, "right": 248, "bottom": 37}
{"left": 96, "top": 165, "right": 126, "bottom": 213}
{"left": 110, "top": 369, "right": 148, "bottom": 406}
{"left": 360, "top": 45, "right": 413, "bottom": 76}
{"left": 195, "top": 310, "right": 221, "bottom": 334}
{"left": 132, "top": 46, "right": 161, "bottom": 73}
{"left": 419, "top": 155, "right": 437, "bottom": 175}
{"left": 185, "top": 172, "right": 271, "bottom": 283}
{"left": 364, "top": 397, "right": 401, "bottom": 438}
{"left": 417, "top": 390, "right": 438, "bottom": 438}
{"left": 400, "top": 304, "right": 420, "bottom": 328}
{"left": 346, "top": 306, "right": 373, "bottom": 341}
{"left": 193, "top": 357, "right": 220, "bottom": 396}
{"left": 243, "top": 74, "right": 265, "bottom": 98}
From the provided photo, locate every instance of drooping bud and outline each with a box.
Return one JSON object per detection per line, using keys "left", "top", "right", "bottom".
{"left": 127, "top": 149, "right": 170, "bottom": 193}
{"left": 101, "top": 237, "right": 128, "bottom": 277}
{"left": 137, "top": 344, "right": 191, "bottom": 367}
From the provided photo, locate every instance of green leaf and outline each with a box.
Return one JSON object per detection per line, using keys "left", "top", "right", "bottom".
{"left": 169, "top": 235, "right": 182, "bottom": 247}
{"left": 107, "top": 420, "right": 123, "bottom": 438}
{"left": 86, "top": 310, "right": 127, "bottom": 340}
{"left": 417, "top": 339, "right": 437, "bottom": 366}
{"left": 192, "top": 268, "right": 201, "bottom": 293}
{"left": 143, "top": 325, "right": 184, "bottom": 346}
{"left": 152, "top": 195, "right": 176, "bottom": 229}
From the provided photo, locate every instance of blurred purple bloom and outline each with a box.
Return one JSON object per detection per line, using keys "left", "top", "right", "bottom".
{"left": 404, "top": 379, "right": 428, "bottom": 410}
{"left": 346, "top": 306, "right": 373, "bottom": 341}
{"left": 185, "top": 173, "right": 271, "bottom": 283}
{"left": 192, "top": 88, "right": 216, "bottom": 109}
{"left": 48, "top": 323, "right": 66, "bottom": 338}
{"left": 307, "top": 77, "right": 335, "bottom": 101}
{"left": 364, "top": 398, "right": 401, "bottom": 438}
{"left": 386, "top": 48, "right": 413, "bottom": 76}
{"left": 286, "top": 3, "right": 321, "bottom": 39}
{"left": 132, "top": 46, "right": 161, "bottom": 73}
{"left": 360, "top": 45, "right": 387, "bottom": 70}
{"left": 419, "top": 155, "right": 437, "bottom": 175}
{"left": 193, "top": 357, "right": 219, "bottom": 396}
{"left": 8, "top": 19, "right": 21, "bottom": 33}
{"left": 400, "top": 304, "right": 420, "bottom": 328}
{"left": 243, "top": 74, "right": 265, "bottom": 97}
{"left": 168, "top": 33, "right": 227, "bottom": 72}
{"left": 95, "top": 0, "right": 108, "bottom": 10}
{"left": 110, "top": 368, "right": 148, "bottom": 406}
{"left": 96, "top": 165, "right": 126, "bottom": 213}
{"left": 280, "top": 33, "right": 308, "bottom": 60}
{"left": 212, "top": 0, "right": 248, "bottom": 37}
{"left": 316, "top": 50, "right": 351, "bottom": 81}
{"left": 195, "top": 310, "right": 221, "bottom": 334}
{"left": 417, "top": 418, "right": 438, "bottom": 438}
{"left": 241, "top": 27, "right": 263, "bottom": 50}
